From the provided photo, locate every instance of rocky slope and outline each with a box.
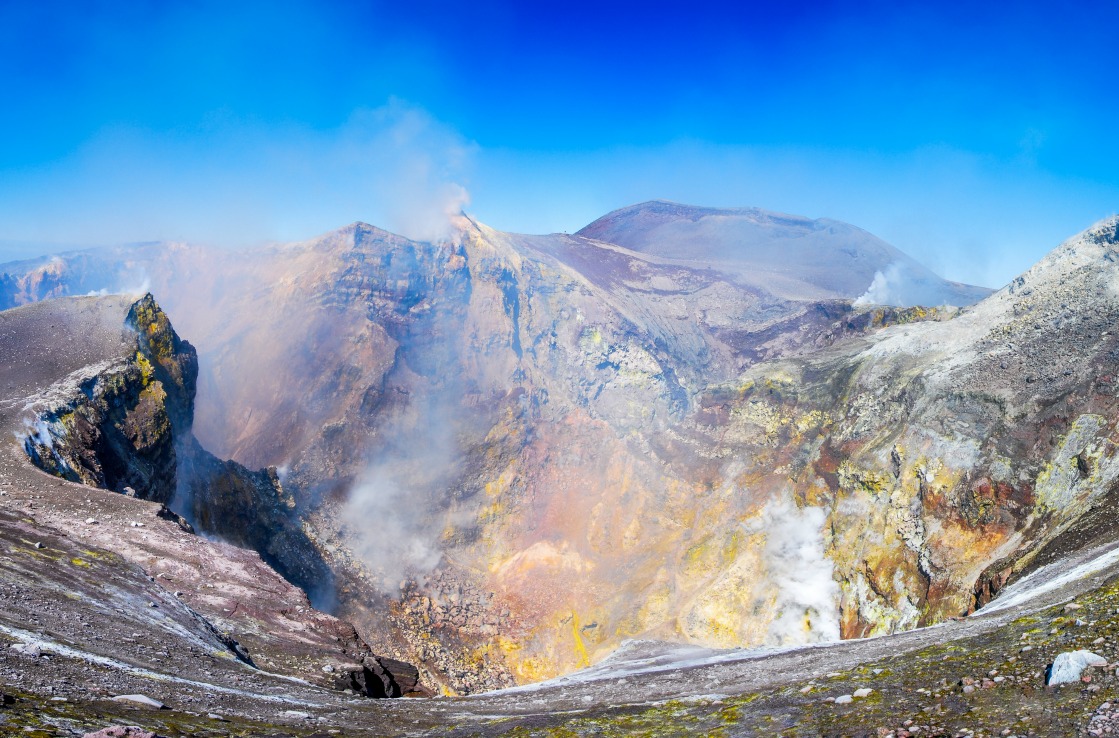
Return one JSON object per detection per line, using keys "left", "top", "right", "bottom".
{"left": 673, "top": 216, "right": 1119, "bottom": 638}
{"left": 0, "top": 295, "right": 422, "bottom": 702}
{"left": 5, "top": 503, "right": 1119, "bottom": 735}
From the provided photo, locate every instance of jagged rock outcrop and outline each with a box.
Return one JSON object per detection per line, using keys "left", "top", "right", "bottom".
{"left": 333, "top": 655, "right": 423, "bottom": 697}
{"left": 22, "top": 295, "right": 196, "bottom": 502}
{"left": 21, "top": 294, "right": 336, "bottom": 598}
{"left": 7, "top": 294, "right": 421, "bottom": 697}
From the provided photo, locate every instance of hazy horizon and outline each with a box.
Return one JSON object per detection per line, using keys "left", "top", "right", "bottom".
{"left": 3, "top": 1, "right": 1119, "bottom": 289}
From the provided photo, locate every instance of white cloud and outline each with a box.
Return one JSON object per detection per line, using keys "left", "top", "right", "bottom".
{"left": 0, "top": 99, "right": 476, "bottom": 248}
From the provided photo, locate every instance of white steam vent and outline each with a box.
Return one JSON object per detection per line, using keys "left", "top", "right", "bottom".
{"left": 744, "top": 496, "right": 841, "bottom": 645}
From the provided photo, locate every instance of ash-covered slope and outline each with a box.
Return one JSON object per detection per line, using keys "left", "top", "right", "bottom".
{"left": 578, "top": 200, "right": 993, "bottom": 306}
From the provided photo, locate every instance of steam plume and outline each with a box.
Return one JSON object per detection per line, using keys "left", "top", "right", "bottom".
{"left": 342, "top": 396, "right": 463, "bottom": 590}
{"left": 745, "top": 496, "right": 840, "bottom": 645}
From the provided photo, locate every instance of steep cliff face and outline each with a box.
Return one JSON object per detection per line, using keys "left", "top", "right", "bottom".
{"left": 8, "top": 294, "right": 423, "bottom": 695}
{"left": 0, "top": 294, "right": 432, "bottom": 709}
{"left": 22, "top": 294, "right": 346, "bottom": 611}
{"left": 813, "top": 216, "right": 1119, "bottom": 632}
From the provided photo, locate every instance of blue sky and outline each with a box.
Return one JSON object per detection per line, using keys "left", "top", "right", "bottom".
{"left": 1, "top": 1, "right": 1118, "bottom": 286}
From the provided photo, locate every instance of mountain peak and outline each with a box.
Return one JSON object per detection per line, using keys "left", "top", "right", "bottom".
{"left": 581, "top": 201, "right": 821, "bottom": 233}
{"left": 575, "top": 201, "right": 991, "bottom": 306}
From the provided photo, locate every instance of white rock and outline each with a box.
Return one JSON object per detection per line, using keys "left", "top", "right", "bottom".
{"left": 9, "top": 642, "right": 42, "bottom": 657}
{"left": 112, "top": 693, "right": 165, "bottom": 708}
{"left": 85, "top": 517, "right": 97, "bottom": 525}
{"left": 1047, "top": 650, "right": 1108, "bottom": 685}
{"left": 852, "top": 687, "right": 873, "bottom": 698}
{"left": 834, "top": 694, "right": 853, "bottom": 704}
{"left": 283, "top": 710, "right": 312, "bottom": 719}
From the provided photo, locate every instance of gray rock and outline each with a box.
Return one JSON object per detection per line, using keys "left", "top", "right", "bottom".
{"left": 82, "top": 728, "right": 160, "bottom": 738}
{"left": 111, "top": 694, "right": 165, "bottom": 709}
{"left": 1047, "top": 650, "right": 1107, "bottom": 685}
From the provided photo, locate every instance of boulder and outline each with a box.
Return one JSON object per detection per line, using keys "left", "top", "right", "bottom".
{"left": 111, "top": 694, "right": 166, "bottom": 709}
{"left": 331, "top": 655, "right": 423, "bottom": 698}
{"left": 1047, "top": 650, "right": 1108, "bottom": 685}
{"left": 371, "top": 655, "right": 422, "bottom": 696}
{"left": 83, "top": 728, "right": 163, "bottom": 738}
{"left": 9, "top": 642, "right": 42, "bottom": 657}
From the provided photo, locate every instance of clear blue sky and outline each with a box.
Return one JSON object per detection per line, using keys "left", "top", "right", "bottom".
{"left": 1, "top": 0, "right": 1118, "bottom": 287}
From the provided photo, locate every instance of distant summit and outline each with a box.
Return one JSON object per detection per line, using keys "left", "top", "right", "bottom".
{"left": 578, "top": 200, "right": 993, "bottom": 306}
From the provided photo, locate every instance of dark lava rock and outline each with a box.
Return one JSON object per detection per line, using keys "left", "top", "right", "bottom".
{"left": 334, "top": 655, "right": 424, "bottom": 698}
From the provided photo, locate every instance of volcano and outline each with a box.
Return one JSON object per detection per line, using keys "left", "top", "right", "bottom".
{"left": 6, "top": 206, "right": 1119, "bottom": 735}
